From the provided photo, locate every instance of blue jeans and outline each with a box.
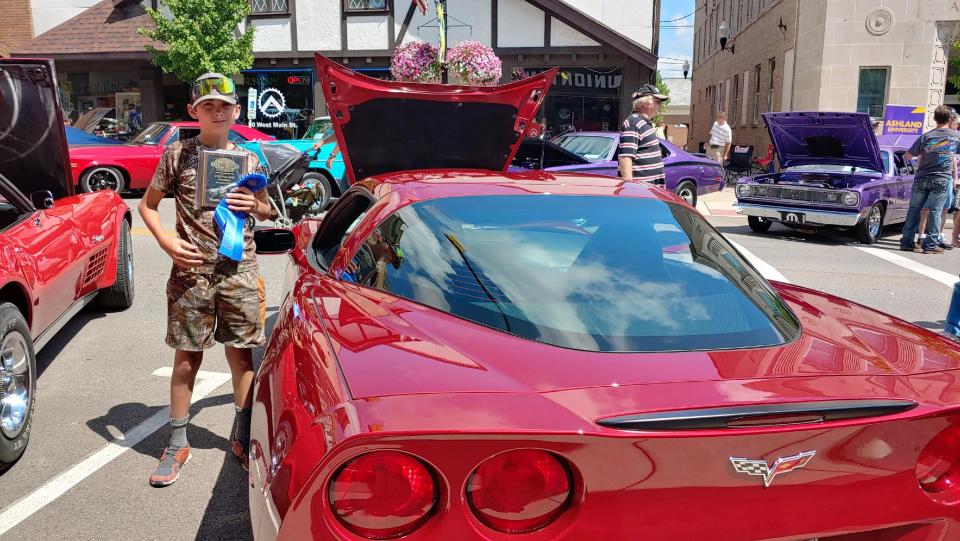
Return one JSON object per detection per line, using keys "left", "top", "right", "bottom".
{"left": 901, "top": 178, "right": 949, "bottom": 250}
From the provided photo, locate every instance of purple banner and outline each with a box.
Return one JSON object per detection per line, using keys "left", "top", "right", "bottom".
{"left": 882, "top": 105, "right": 925, "bottom": 136}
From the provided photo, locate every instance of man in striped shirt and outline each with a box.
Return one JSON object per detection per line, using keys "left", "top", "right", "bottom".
{"left": 618, "top": 83, "right": 669, "bottom": 183}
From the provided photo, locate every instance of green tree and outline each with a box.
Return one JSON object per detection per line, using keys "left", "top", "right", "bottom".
{"left": 653, "top": 70, "right": 670, "bottom": 124}
{"left": 138, "top": 0, "right": 255, "bottom": 82}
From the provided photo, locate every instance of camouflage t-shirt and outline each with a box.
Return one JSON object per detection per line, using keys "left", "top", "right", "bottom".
{"left": 150, "top": 137, "right": 269, "bottom": 273}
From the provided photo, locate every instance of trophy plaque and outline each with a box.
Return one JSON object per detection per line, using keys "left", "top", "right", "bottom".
{"left": 195, "top": 148, "right": 249, "bottom": 209}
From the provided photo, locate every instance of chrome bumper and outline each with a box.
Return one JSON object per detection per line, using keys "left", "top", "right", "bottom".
{"left": 734, "top": 203, "right": 862, "bottom": 227}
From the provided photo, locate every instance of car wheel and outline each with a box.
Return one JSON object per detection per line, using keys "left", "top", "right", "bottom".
{"left": 80, "top": 166, "right": 125, "bottom": 193}
{"left": 96, "top": 220, "right": 134, "bottom": 310}
{"left": 302, "top": 172, "right": 332, "bottom": 213}
{"left": 748, "top": 215, "right": 773, "bottom": 233}
{"left": 676, "top": 181, "right": 697, "bottom": 207}
{"left": 0, "top": 303, "right": 36, "bottom": 472}
{"left": 855, "top": 202, "right": 884, "bottom": 244}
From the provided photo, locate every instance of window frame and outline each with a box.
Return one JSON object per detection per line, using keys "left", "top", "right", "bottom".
{"left": 766, "top": 58, "right": 776, "bottom": 113}
{"left": 731, "top": 74, "right": 739, "bottom": 126}
{"left": 342, "top": 0, "right": 390, "bottom": 15}
{"left": 856, "top": 67, "right": 890, "bottom": 120}
{"left": 249, "top": 0, "right": 289, "bottom": 16}
{"left": 752, "top": 64, "right": 762, "bottom": 126}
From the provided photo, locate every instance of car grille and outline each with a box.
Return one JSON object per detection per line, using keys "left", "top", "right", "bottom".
{"left": 83, "top": 248, "right": 109, "bottom": 284}
{"left": 749, "top": 185, "right": 849, "bottom": 207}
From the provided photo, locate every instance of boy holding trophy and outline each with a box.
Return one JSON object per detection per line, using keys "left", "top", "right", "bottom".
{"left": 139, "top": 73, "right": 273, "bottom": 486}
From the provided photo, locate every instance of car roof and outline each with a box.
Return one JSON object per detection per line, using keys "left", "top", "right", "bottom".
{"left": 357, "top": 169, "right": 672, "bottom": 207}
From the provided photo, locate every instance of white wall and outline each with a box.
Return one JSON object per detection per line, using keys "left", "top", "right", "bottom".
{"left": 395, "top": 0, "right": 492, "bottom": 47}
{"left": 347, "top": 15, "right": 390, "bottom": 50}
{"left": 31, "top": 0, "right": 99, "bottom": 36}
{"left": 251, "top": 18, "right": 292, "bottom": 52}
{"left": 558, "top": 0, "right": 654, "bottom": 48}
{"left": 498, "top": 0, "right": 545, "bottom": 47}
{"left": 297, "top": 0, "right": 341, "bottom": 51}
{"left": 550, "top": 18, "right": 599, "bottom": 46}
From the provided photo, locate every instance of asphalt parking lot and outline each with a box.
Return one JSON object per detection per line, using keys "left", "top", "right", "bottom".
{"left": 2, "top": 192, "right": 960, "bottom": 540}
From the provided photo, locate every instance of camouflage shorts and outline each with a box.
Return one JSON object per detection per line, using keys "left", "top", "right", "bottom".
{"left": 165, "top": 267, "right": 266, "bottom": 351}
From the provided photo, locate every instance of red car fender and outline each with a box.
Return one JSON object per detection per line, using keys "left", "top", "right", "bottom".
{"left": 0, "top": 278, "right": 34, "bottom": 331}
{"left": 70, "top": 157, "right": 130, "bottom": 185}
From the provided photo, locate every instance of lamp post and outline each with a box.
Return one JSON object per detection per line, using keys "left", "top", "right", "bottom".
{"left": 719, "top": 21, "right": 734, "bottom": 53}
{"left": 683, "top": 59, "right": 690, "bottom": 79}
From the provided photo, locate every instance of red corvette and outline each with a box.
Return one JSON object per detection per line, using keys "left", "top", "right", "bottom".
{"left": 0, "top": 59, "right": 134, "bottom": 470}
{"left": 248, "top": 56, "right": 960, "bottom": 540}
{"left": 68, "top": 121, "right": 273, "bottom": 193}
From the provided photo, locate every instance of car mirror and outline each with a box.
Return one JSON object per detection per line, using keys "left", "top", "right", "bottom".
{"left": 30, "top": 190, "right": 54, "bottom": 210}
{"left": 254, "top": 228, "right": 295, "bottom": 254}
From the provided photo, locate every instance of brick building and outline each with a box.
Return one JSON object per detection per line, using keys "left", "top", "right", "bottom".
{"left": 691, "top": 0, "right": 960, "bottom": 160}
{"left": 689, "top": 0, "right": 797, "bottom": 158}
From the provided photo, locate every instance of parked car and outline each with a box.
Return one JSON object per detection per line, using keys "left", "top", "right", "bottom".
{"left": 65, "top": 126, "right": 122, "bottom": 146}
{"left": 734, "top": 112, "right": 916, "bottom": 244}
{"left": 68, "top": 121, "right": 274, "bottom": 193}
{"left": 0, "top": 59, "right": 134, "bottom": 471}
{"left": 246, "top": 55, "right": 960, "bottom": 540}
{"left": 240, "top": 115, "right": 346, "bottom": 214}
{"left": 510, "top": 132, "right": 725, "bottom": 206}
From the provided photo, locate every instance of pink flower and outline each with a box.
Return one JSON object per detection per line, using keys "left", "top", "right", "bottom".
{"left": 447, "top": 41, "right": 502, "bottom": 86}
{"left": 391, "top": 41, "right": 442, "bottom": 83}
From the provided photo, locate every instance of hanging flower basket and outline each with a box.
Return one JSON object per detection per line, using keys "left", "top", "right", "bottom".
{"left": 447, "top": 41, "right": 502, "bottom": 86}
{"left": 390, "top": 41, "right": 442, "bottom": 83}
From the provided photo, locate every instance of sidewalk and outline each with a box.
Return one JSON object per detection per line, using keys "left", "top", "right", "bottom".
{"left": 697, "top": 186, "right": 740, "bottom": 217}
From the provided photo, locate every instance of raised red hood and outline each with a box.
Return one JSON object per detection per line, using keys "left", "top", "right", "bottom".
{"left": 314, "top": 280, "right": 960, "bottom": 401}
{"left": 314, "top": 53, "right": 556, "bottom": 184}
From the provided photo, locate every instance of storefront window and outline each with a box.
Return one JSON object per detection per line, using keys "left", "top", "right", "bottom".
{"left": 525, "top": 67, "right": 622, "bottom": 137}
{"left": 60, "top": 70, "right": 142, "bottom": 138}
{"left": 237, "top": 69, "right": 315, "bottom": 140}
{"left": 857, "top": 68, "right": 889, "bottom": 119}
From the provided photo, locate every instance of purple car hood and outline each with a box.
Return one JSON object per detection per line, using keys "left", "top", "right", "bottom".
{"left": 763, "top": 111, "right": 885, "bottom": 172}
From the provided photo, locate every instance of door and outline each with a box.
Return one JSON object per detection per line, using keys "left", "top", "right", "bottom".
{"left": 892, "top": 151, "right": 915, "bottom": 222}
{"left": 7, "top": 205, "right": 85, "bottom": 336}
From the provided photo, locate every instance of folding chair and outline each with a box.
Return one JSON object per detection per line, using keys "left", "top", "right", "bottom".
{"left": 723, "top": 144, "right": 754, "bottom": 184}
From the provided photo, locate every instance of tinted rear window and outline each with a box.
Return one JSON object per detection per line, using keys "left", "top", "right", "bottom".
{"left": 347, "top": 195, "right": 799, "bottom": 352}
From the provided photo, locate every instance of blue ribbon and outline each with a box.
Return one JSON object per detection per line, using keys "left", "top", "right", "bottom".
{"left": 214, "top": 172, "right": 268, "bottom": 261}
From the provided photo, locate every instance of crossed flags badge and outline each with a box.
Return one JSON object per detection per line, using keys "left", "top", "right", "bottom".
{"left": 729, "top": 450, "right": 816, "bottom": 488}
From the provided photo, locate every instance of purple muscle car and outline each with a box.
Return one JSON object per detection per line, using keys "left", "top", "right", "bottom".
{"left": 510, "top": 132, "right": 725, "bottom": 206}
{"left": 734, "top": 111, "right": 916, "bottom": 244}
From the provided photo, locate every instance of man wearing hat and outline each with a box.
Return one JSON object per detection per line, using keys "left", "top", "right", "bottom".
{"left": 618, "top": 83, "right": 669, "bottom": 183}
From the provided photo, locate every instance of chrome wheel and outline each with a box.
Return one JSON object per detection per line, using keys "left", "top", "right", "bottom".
{"left": 678, "top": 186, "right": 695, "bottom": 204}
{"left": 84, "top": 167, "right": 123, "bottom": 192}
{"left": 867, "top": 205, "right": 882, "bottom": 239}
{"left": 0, "top": 331, "right": 30, "bottom": 439}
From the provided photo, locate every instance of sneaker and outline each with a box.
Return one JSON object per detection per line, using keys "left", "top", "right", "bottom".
{"left": 941, "top": 242, "right": 956, "bottom": 250}
{"left": 923, "top": 246, "right": 946, "bottom": 254}
{"left": 900, "top": 245, "right": 922, "bottom": 253}
{"left": 149, "top": 446, "right": 191, "bottom": 487}
{"left": 231, "top": 439, "right": 249, "bottom": 472}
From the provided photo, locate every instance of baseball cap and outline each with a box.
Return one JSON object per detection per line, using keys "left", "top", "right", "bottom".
{"left": 190, "top": 73, "right": 238, "bottom": 107}
{"left": 632, "top": 83, "right": 669, "bottom": 101}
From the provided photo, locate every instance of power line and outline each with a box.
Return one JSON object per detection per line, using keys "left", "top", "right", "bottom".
{"left": 661, "top": 10, "right": 696, "bottom": 23}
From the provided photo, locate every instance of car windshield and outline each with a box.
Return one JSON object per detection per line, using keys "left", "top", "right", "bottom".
{"left": 348, "top": 195, "right": 800, "bottom": 352}
{"left": 130, "top": 123, "right": 170, "bottom": 145}
{"left": 554, "top": 135, "right": 616, "bottom": 161}
{"left": 305, "top": 118, "right": 333, "bottom": 140}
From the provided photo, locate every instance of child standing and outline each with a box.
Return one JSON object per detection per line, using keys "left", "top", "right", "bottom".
{"left": 139, "top": 73, "right": 274, "bottom": 486}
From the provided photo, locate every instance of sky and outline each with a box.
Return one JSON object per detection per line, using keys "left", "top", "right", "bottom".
{"left": 656, "top": 0, "right": 696, "bottom": 80}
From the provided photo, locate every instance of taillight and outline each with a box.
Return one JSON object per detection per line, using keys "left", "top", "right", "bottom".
{"left": 329, "top": 451, "right": 437, "bottom": 539}
{"left": 917, "top": 424, "right": 960, "bottom": 497}
{"left": 466, "top": 449, "right": 572, "bottom": 534}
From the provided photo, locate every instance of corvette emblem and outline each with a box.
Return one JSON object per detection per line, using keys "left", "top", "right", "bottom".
{"left": 729, "top": 450, "right": 815, "bottom": 487}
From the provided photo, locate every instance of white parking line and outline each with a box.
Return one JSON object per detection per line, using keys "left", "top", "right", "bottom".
{"left": 855, "top": 247, "right": 959, "bottom": 288}
{"left": 729, "top": 240, "right": 790, "bottom": 283}
{"left": 0, "top": 369, "right": 232, "bottom": 536}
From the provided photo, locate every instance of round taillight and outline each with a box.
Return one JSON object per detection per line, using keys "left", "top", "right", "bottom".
{"left": 917, "top": 425, "right": 960, "bottom": 495}
{"left": 329, "top": 451, "right": 437, "bottom": 539}
{"left": 466, "top": 449, "right": 572, "bottom": 534}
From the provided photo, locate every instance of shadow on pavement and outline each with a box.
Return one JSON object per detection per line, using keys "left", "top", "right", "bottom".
{"left": 35, "top": 309, "right": 106, "bottom": 378}
{"left": 195, "top": 452, "right": 251, "bottom": 541}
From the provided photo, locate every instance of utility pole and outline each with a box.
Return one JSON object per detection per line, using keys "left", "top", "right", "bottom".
{"left": 438, "top": 0, "right": 448, "bottom": 83}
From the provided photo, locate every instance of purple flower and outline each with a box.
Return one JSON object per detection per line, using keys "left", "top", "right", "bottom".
{"left": 390, "top": 41, "right": 441, "bottom": 83}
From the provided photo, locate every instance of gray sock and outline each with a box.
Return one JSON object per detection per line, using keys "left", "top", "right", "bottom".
{"left": 168, "top": 415, "right": 189, "bottom": 450}
{"left": 233, "top": 407, "right": 251, "bottom": 445}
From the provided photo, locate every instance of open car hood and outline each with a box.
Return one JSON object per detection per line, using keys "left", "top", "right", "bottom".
{"left": 763, "top": 111, "right": 885, "bottom": 172}
{"left": 315, "top": 54, "right": 556, "bottom": 183}
{"left": 0, "top": 59, "right": 73, "bottom": 200}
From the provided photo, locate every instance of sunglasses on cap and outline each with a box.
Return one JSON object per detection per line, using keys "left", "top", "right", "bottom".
{"left": 192, "top": 76, "right": 236, "bottom": 98}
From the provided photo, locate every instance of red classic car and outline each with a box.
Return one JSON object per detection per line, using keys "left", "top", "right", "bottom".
{"left": 0, "top": 59, "right": 134, "bottom": 470}
{"left": 68, "top": 121, "right": 273, "bottom": 193}
{"left": 247, "top": 55, "right": 960, "bottom": 540}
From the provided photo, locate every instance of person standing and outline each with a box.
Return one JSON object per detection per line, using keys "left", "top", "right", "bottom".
{"left": 900, "top": 105, "right": 960, "bottom": 254}
{"left": 139, "top": 73, "right": 274, "bottom": 486}
{"left": 125, "top": 103, "right": 142, "bottom": 134}
{"left": 618, "top": 83, "right": 669, "bottom": 183}
{"left": 707, "top": 111, "right": 733, "bottom": 163}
